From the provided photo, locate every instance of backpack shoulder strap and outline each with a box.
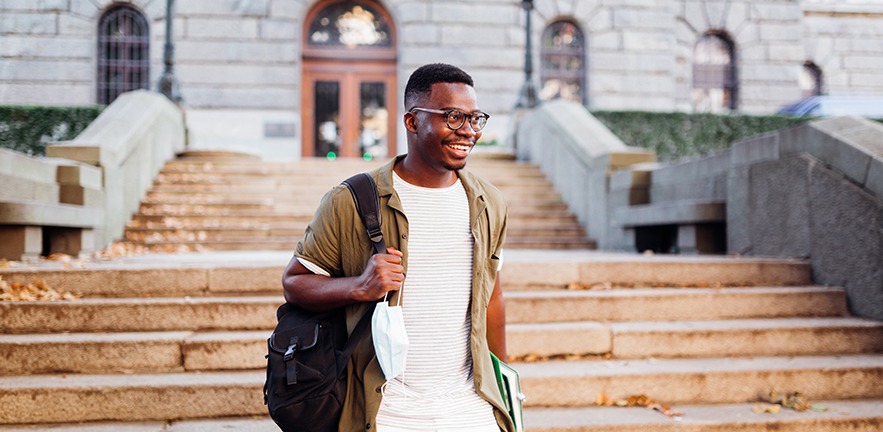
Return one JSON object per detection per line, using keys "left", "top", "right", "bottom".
{"left": 337, "top": 172, "right": 385, "bottom": 374}
{"left": 342, "top": 172, "right": 387, "bottom": 254}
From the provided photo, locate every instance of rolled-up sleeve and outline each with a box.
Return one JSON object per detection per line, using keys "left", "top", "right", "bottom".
{"left": 294, "top": 185, "right": 348, "bottom": 277}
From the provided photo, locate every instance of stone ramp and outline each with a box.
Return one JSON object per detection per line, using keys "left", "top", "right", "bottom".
{"left": 1, "top": 251, "right": 882, "bottom": 430}
{"left": 124, "top": 154, "right": 596, "bottom": 251}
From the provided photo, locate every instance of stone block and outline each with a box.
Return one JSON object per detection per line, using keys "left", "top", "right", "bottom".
{"left": 851, "top": 73, "right": 883, "bottom": 87}
{"left": 402, "top": 23, "right": 440, "bottom": 45}
{"left": 269, "top": 0, "right": 305, "bottom": 19}
{"left": 752, "top": 3, "right": 803, "bottom": 22}
{"left": 867, "top": 156, "right": 883, "bottom": 198}
{"left": 259, "top": 19, "right": 296, "bottom": 40}
{"left": 46, "top": 227, "right": 95, "bottom": 257}
{"left": 396, "top": 2, "right": 430, "bottom": 23}
{"left": 726, "top": 166, "right": 752, "bottom": 254}
{"left": 808, "top": 160, "right": 883, "bottom": 320}
{"left": 54, "top": 163, "right": 102, "bottom": 189}
{"left": 178, "top": 0, "right": 270, "bottom": 16}
{"left": 430, "top": 3, "right": 517, "bottom": 25}
{"left": 810, "top": 128, "right": 873, "bottom": 187}
{"left": 589, "top": 31, "right": 621, "bottom": 50}
{"left": 178, "top": 63, "right": 295, "bottom": 86}
{"left": 731, "top": 132, "right": 780, "bottom": 167}
{"left": 0, "top": 36, "right": 92, "bottom": 59}
{"left": 724, "top": 1, "right": 750, "bottom": 32}
{"left": 748, "top": 155, "right": 812, "bottom": 258}
{"left": 0, "top": 13, "right": 57, "bottom": 34}
{"left": 682, "top": 0, "right": 705, "bottom": 30}
{"left": 758, "top": 23, "right": 802, "bottom": 42}
{"left": 58, "top": 185, "right": 103, "bottom": 207}
{"left": 612, "top": 9, "right": 672, "bottom": 30}
{"left": 442, "top": 25, "right": 506, "bottom": 46}
{"left": 622, "top": 31, "right": 674, "bottom": 52}
{"left": 57, "top": 13, "right": 92, "bottom": 36}
{"left": 0, "top": 226, "right": 41, "bottom": 260}
{"left": 186, "top": 18, "right": 259, "bottom": 39}
{"left": 175, "top": 40, "right": 298, "bottom": 63}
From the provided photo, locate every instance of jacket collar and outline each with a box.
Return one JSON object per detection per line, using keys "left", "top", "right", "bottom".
{"left": 377, "top": 154, "right": 488, "bottom": 228}
{"left": 377, "top": 154, "right": 487, "bottom": 199}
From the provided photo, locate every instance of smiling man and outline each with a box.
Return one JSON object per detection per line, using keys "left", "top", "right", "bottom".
{"left": 282, "top": 63, "right": 513, "bottom": 432}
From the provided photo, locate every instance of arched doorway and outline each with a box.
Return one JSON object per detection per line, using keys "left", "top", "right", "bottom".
{"left": 302, "top": 0, "right": 397, "bottom": 159}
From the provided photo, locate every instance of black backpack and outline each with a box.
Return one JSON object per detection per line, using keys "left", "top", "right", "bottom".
{"left": 264, "top": 173, "right": 385, "bottom": 432}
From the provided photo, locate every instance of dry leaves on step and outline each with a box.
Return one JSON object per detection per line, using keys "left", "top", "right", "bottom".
{"left": 510, "top": 352, "right": 612, "bottom": 363}
{"left": 752, "top": 389, "right": 828, "bottom": 414}
{"left": 595, "top": 392, "right": 683, "bottom": 419}
{"left": 0, "top": 277, "right": 78, "bottom": 301}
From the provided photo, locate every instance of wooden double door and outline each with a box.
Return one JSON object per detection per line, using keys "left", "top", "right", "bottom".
{"left": 302, "top": 61, "right": 397, "bottom": 159}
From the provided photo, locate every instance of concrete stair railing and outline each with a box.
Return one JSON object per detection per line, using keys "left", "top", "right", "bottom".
{"left": 1, "top": 253, "right": 881, "bottom": 430}
{"left": 121, "top": 153, "right": 597, "bottom": 251}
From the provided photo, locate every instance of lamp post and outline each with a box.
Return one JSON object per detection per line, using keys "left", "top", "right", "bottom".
{"left": 157, "top": 0, "right": 183, "bottom": 102}
{"left": 515, "top": 0, "right": 538, "bottom": 108}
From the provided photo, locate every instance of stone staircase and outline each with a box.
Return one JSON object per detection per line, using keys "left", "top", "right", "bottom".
{"left": 123, "top": 153, "right": 595, "bottom": 251}
{"left": 1, "top": 251, "right": 881, "bottom": 431}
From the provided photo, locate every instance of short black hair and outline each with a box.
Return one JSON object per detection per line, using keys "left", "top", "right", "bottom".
{"left": 404, "top": 63, "right": 474, "bottom": 109}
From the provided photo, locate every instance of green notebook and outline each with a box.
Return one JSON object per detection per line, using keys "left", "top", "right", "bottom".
{"left": 490, "top": 352, "right": 525, "bottom": 432}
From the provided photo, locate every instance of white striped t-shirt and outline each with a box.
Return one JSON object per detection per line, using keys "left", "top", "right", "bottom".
{"left": 373, "top": 172, "right": 498, "bottom": 431}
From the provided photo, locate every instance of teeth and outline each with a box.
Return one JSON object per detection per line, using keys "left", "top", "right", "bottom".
{"left": 449, "top": 144, "right": 471, "bottom": 151}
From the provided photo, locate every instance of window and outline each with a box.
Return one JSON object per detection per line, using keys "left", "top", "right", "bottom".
{"left": 691, "top": 33, "right": 737, "bottom": 112}
{"left": 540, "top": 20, "right": 586, "bottom": 103}
{"left": 97, "top": 5, "right": 150, "bottom": 105}
{"left": 800, "top": 61, "right": 823, "bottom": 98}
{"left": 306, "top": 1, "right": 392, "bottom": 49}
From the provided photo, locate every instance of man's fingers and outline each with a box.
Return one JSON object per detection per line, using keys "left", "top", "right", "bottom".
{"left": 386, "top": 247, "right": 403, "bottom": 257}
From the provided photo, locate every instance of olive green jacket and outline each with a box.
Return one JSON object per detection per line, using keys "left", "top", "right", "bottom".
{"left": 294, "top": 156, "right": 513, "bottom": 432}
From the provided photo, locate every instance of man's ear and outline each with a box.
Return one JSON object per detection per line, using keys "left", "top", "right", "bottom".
{"left": 404, "top": 112, "right": 418, "bottom": 133}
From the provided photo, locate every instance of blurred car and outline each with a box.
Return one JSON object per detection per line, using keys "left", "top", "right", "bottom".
{"left": 777, "top": 95, "right": 883, "bottom": 118}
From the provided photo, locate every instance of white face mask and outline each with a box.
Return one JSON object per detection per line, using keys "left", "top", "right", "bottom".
{"left": 371, "top": 293, "right": 409, "bottom": 381}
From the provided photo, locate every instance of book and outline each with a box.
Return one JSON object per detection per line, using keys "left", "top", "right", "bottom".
{"left": 490, "top": 352, "right": 525, "bottom": 432}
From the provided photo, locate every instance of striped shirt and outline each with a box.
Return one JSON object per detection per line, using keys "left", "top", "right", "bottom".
{"left": 373, "top": 172, "right": 498, "bottom": 430}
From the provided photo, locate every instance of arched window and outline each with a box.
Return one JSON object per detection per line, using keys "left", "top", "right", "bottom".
{"left": 800, "top": 61, "right": 823, "bottom": 98}
{"left": 97, "top": 5, "right": 150, "bottom": 105}
{"left": 691, "top": 33, "right": 737, "bottom": 112}
{"left": 306, "top": 1, "right": 393, "bottom": 50}
{"left": 540, "top": 20, "right": 586, "bottom": 104}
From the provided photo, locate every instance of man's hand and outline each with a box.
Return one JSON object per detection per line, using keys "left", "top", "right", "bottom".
{"left": 353, "top": 247, "right": 405, "bottom": 302}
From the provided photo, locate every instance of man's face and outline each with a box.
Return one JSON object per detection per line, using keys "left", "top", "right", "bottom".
{"left": 407, "top": 82, "right": 483, "bottom": 172}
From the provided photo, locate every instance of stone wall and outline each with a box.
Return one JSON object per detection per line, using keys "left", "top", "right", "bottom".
{"left": 598, "top": 116, "right": 883, "bottom": 320}
{"left": 2, "top": 0, "right": 882, "bottom": 113}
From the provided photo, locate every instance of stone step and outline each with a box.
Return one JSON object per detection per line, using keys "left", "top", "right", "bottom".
{"left": 0, "top": 371, "right": 267, "bottom": 424}
{"left": 3, "top": 401, "right": 881, "bottom": 432}
{"left": 4, "top": 318, "right": 879, "bottom": 375}
{"left": 0, "top": 287, "right": 847, "bottom": 334}
{"left": 122, "top": 224, "right": 588, "bottom": 242}
{"left": 502, "top": 254, "right": 812, "bottom": 289}
{"left": 518, "top": 355, "right": 883, "bottom": 407}
{"left": 128, "top": 208, "right": 582, "bottom": 225}
{"left": 0, "top": 256, "right": 813, "bottom": 298}
{"left": 522, "top": 400, "right": 883, "bottom": 432}
{"left": 506, "top": 287, "right": 848, "bottom": 323}
{"left": 513, "top": 317, "right": 883, "bottom": 359}
{"left": 2, "top": 356, "right": 881, "bottom": 424}
{"left": 144, "top": 187, "right": 562, "bottom": 202}
{"left": 136, "top": 199, "right": 572, "bottom": 213}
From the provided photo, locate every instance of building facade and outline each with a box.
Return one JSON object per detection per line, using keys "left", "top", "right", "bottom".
{"left": 2, "top": 0, "right": 882, "bottom": 159}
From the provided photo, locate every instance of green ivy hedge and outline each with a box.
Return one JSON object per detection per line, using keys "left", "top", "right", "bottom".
{"left": 0, "top": 105, "right": 105, "bottom": 156}
{"left": 590, "top": 110, "right": 813, "bottom": 162}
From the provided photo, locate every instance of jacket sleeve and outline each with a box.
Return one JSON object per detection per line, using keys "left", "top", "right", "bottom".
{"left": 294, "top": 185, "right": 350, "bottom": 277}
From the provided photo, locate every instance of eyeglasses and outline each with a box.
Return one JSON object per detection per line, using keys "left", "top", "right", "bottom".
{"left": 410, "top": 107, "right": 490, "bottom": 132}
